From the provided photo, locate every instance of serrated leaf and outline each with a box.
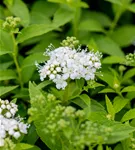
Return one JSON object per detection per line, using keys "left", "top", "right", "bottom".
{"left": 121, "top": 109, "right": 135, "bottom": 122}
{"left": 0, "top": 69, "right": 17, "bottom": 80}
{"left": 5, "top": 0, "right": 30, "bottom": 26}
{"left": 0, "top": 85, "right": 18, "bottom": 96}
{"left": 111, "top": 25, "right": 135, "bottom": 47}
{"left": 102, "top": 56, "right": 125, "bottom": 64}
{"left": 105, "top": 95, "right": 115, "bottom": 119}
{"left": 93, "top": 35, "right": 124, "bottom": 57}
{"left": 121, "top": 86, "right": 135, "bottom": 93}
{"left": 113, "top": 96, "right": 130, "bottom": 113}
{"left": 79, "top": 19, "right": 104, "bottom": 32}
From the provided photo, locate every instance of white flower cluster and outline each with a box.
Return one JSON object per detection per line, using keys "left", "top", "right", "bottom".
{"left": 0, "top": 99, "right": 29, "bottom": 147}
{"left": 38, "top": 46, "right": 102, "bottom": 89}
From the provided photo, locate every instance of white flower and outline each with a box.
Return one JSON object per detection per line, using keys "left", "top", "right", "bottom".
{"left": 37, "top": 46, "right": 102, "bottom": 89}
{"left": 0, "top": 99, "right": 29, "bottom": 146}
{"left": 0, "top": 138, "right": 4, "bottom": 147}
{"left": 13, "top": 132, "right": 21, "bottom": 139}
{"left": 5, "top": 112, "right": 11, "bottom": 118}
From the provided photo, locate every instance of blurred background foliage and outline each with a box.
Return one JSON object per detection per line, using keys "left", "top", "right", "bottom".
{"left": 0, "top": 0, "right": 135, "bottom": 149}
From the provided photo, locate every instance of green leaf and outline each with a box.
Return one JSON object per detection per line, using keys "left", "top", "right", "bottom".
{"left": 0, "top": 85, "right": 18, "bottom": 96}
{"left": 30, "top": 12, "right": 51, "bottom": 25}
{"left": 128, "top": 3, "right": 135, "bottom": 13}
{"left": 121, "top": 86, "right": 135, "bottom": 93}
{"left": 15, "top": 143, "right": 40, "bottom": 150}
{"left": 81, "top": 10, "right": 111, "bottom": 27}
{"left": 91, "top": 100, "right": 107, "bottom": 114}
{"left": 37, "top": 80, "right": 53, "bottom": 89}
{"left": 106, "top": 123, "right": 135, "bottom": 144}
{"left": 5, "top": 0, "right": 30, "bottom": 26}
{"left": 102, "top": 56, "right": 125, "bottom": 64}
{"left": 121, "top": 109, "right": 135, "bottom": 122}
{"left": 0, "top": 61, "right": 13, "bottom": 70}
{"left": 52, "top": 6, "right": 74, "bottom": 27}
{"left": 21, "top": 53, "right": 48, "bottom": 83}
{"left": 24, "top": 124, "right": 38, "bottom": 145}
{"left": 113, "top": 96, "right": 130, "bottom": 113}
{"left": 105, "top": 95, "right": 115, "bottom": 119}
{"left": 0, "top": 29, "right": 14, "bottom": 55}
{"left": 105, "top": 0, "right": 122, "bottom": 5}
{"left": 79, "top": 94, "right": 91, "bottom": 107}
{"left": 31, "top": 0, "right": 58, "bottom": 18}
{"left": 17, "top": 24, "right": 55, "bottom": 43}
{"left": 29, "top": 82, "right": 45, "bottom": 102}
{"left": 97, "top": 144, "right": 103, "bottom": 150}
{"left": 17, "top": 7, "right": 74, "bottom": 43}
{"left": 99, "top": 88, "right": 116, "bottom": 93}
{"left": 0, "top": 69, "right": 17, "bottom": 80}
{"left": 21, "top": 53, "right": 48, "bottom": 69}
{"left": 97, "top": 71, "right": 114, "bottom": 87}
{"left": 0, "top": 19, "right": 4, "bottom": 28}
{"left": 79, "top": 19, "right": 104, "bottom": 32}
{"left": 122, "top": 68, "right": 135, "bottom": 82}
{"left": 114, "top": 143, "right": 123, "bottom": 150}
{"left": 110, "top": 25, "right": 135, "bottom": 47}
{"left": 93, "top": 35, "right": 124, "bottom": 57}
{"left": 27, "top": 32, "right": 61, "bottom": 54}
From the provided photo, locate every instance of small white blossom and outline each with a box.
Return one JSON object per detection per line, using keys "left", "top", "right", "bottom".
{"left": 0, "top": 99, "right": 29, "bottom": 147}
{"left": 0, "top": 138, "right": 4, "bottom": 147}
{"left": 37, "top": 46, "right": 102, "bottom": 89}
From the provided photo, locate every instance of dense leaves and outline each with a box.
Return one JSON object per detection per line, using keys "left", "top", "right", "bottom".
{"left": 0, "top": 0, "right": 135, "bottom": 149}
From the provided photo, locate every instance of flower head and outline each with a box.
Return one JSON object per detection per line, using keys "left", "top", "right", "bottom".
{"left": 37, "top": 44, "right": 102, "bottom": 89}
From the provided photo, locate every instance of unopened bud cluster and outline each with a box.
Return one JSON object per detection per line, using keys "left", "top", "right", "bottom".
{"left": 37, "top": 44, "right": 102, "bottom": 89}
{"left": 130, "top": 138, "right": 135, "bottom": 149}
{"left": 43, "top": 103, "right": 112, "bottom": 149}
{"left": 2, "top": 16, "right": 21, "bottom": 33}
{"left": 0, "top": 99, "right": 29, "bottom": 147}
{"left": 125, "top": 53, "right": 135, "bottom": 66}
{"left": 72, "top": 121, "right": 112, "bottom": 149}
{"left": 44, "top": 104, "right": 85, "bottom": 137}
{"left": 61, "top": 36, "right": 79, "bottom": 48}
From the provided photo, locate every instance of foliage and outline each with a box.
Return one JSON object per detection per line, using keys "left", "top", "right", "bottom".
{"left": 0, "top": 0, "right": 135, "bottom": 149}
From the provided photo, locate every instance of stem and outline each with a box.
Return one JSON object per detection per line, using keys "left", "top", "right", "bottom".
{"left": 11, "top": 33, "right": 23, "bottom": 88}
{"left": 72, "top": 7, "right": 81, "bottom": 37}
{"left": 109, "top": 7, "right": 123, "bottom": 33}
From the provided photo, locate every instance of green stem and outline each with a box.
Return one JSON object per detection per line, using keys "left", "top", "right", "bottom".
{"left": 72, "top": 7, "right": 81, "bottom": 37}
{"left": 11, "top": 33, "right": 23, "bottom": 88}
{"left": 109, "top": 7, "right": 123, "bottom": 33}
